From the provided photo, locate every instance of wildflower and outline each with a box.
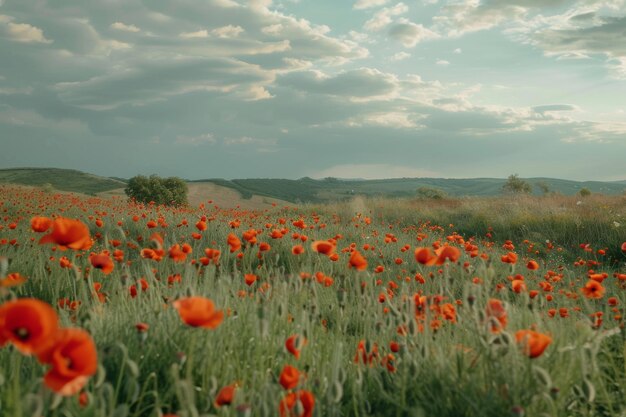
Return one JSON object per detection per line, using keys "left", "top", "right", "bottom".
{"left": 173, "top": 297, "right": 223, "bottom": 329}
{"left": 39, "top": 218, "right": 92, "bottom": 251}
{"left": 0, "top": 298, "right": 59, "bottom": 357}
{"left": 515, "top": 330, "right": 552, "bottom": 358}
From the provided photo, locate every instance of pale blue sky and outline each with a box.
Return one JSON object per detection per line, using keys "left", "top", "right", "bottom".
{"left": 1, "top": 0, "right": 625, "bottom": 180}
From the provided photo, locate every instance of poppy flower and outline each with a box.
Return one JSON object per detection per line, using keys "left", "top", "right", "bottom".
{"left": 40, "top": 328, "right": 98, "bottom": 396}
{"left": 435, "top": 246, "right": 461, "bottom": 265}
{"left": 511, "top": 280, "right": 527, "bottom": 293}
{"left": 501, "top": 252, "right": 518, "bottom": 264}
{"left": 286, "top": 335, "right": 306, "bottom": 359}
{"left": 485, "top": 299, "right": 507, "bottom": 333}
{"left": 348, "top": 250, "right": 367, "bottom": 271}
{"left": 581, "top": 280, "right": 605, "bottom": 299}
{"left": 279, "top": 390, "right": 315, "bottom": 417}
{"left": 31, "top": 216, "right": 52, "bottom": 233}
{"left": 279, "top": 365, "right": 300, "bottom": 390}
{"left": 245, "top": 274, "right": 257, "bottom": 286}
{"left": 621, "top": 242, "right": 626, "bottom": 252}
{"left": 515, "top": 330, "right": 552, "bottom": 358}
{"left": 311, "top": 240, "right": 335, "bottom": 256}
{"left": 39, "top": 218, "right": 92, "bottom": 251}
{"left": 90, "top": 252, "right": 114, "bottom": 275}
{"left": 214, "top": 383, "right": 237, "bottom": 407}
{"left": 0, "top": 298, "right": 59, "bottom": 357}
{"left": 169, "top": 244, "right": 187, "bottom": 263}
{"left": 0, "top": 272, "right": 27, "bottom": 288}
{"left": 526, "top": 260, "right": 539, "bottom": 270}
{"left": 291, "top": 245, "right": 305, "bottom": 255}
{"left": 415, "top": 247, "right": 437, "bottom": 265}
{"left": 195, "top": 220, "right": 207, "bottom": 232}
{"left": 173, "top": 296, "right": 223, "bottom": 329}
{"left": 227, "top": 233, "right": 242, "bottom": 253}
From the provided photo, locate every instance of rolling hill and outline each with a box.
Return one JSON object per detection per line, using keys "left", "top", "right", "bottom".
{"left": 0, "top": 168, "right": 624, "bottom": 205}
{"left": 0, "top": 168, "right": 125, "bottom": 195}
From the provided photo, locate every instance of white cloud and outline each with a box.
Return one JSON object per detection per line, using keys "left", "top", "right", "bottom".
{"left": 180, "top": 29, "right": 209, "bottom": 39}
{"left": 110, "top": 22, "right": 140, "bottom": 33}
{"left": 212, "top": 25, "right": 245, "bottom": 38}
{"left": 391, "top": 51, "right": 411, "bottom": 61}
{"left": 4, "top": 20, "right": 52, "bottom": 43}
{"left": 354, "top": 0, "right": 390, "bottom": 10}
{"left": 388, "top": 19, "right": 439, "bottom": 47}
{"left": 436, "top": 59, "right": 450, "bottom": 65}
{"left": 364, "top": 3, "right": 408, "bottom": 32}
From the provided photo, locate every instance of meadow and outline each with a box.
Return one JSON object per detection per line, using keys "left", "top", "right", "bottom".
{"left": 1, "top": 184, "right": 625, "bottom": 417}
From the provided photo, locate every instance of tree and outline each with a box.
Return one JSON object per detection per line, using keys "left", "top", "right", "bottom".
{"left": 579, "top": 187, "right": 591, "bottom": 197}
{"left": 416, "top": 186, "right": 447, "bottom": 200}
{"left": 502, "top": 174, "right": 532, "bottom": 194}
{"left": 125, "top": 175, "right": 188, "bottom": 206}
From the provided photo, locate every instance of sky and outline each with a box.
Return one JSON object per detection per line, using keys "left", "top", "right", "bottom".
{"left": 0, "top": 0, "right": 625, "bottom": 181}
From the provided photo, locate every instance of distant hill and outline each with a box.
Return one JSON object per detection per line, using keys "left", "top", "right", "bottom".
{"left": 192, "top": 176, "right": 626, "bottom": 203}
{"left": 0, "top": 168, "right": 125, "bottom": 195}
{"left": 0, "top": 168, "right": 624, "bottom": 203}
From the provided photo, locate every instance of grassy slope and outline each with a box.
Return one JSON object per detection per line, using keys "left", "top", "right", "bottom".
{"left": 0, "top": 168, "right": 125, "bottom": 195}
{"left": 197, "top": 177, "right": 626, "bottom": 203}
{"left": 2, "top": 168, "right": 624, "bottom": 203}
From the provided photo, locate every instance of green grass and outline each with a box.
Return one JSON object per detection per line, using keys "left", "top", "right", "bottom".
{"left": 0, "top": 168, "right": 125, "bottom": 195}
{"left": 0, "top": 185, "right": 625, "bottom": 417}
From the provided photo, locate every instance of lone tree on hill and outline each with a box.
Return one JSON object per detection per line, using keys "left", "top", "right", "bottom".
{"left": 502, "top": 174, "right": 532, "bottom": 194}
{"left": 416, "top": 186, "right": 447, "bottom": 200}
{"left": 125, "top": 175, "right": 188, "bottom": 206}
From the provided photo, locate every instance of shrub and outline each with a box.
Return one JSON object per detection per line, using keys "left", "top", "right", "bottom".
{"left": 502, "top": 174, "right": 532, "bottom": 194}
{"left": 124, "top": 175, "right": 188, "bottom": 206}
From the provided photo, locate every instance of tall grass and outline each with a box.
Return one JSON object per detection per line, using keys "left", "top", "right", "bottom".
{"left": 0, "top": 185, "right": 625, "bottom": 416}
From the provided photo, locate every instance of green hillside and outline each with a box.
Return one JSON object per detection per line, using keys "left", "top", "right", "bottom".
{"left": 1, "top": 168, "right": 624, "bottom": 203}
{"left": 194, "top": 176, "right": 626, "bottom": 203}
{"left": 0, "top": 168, "right": 125, "bottom": 195}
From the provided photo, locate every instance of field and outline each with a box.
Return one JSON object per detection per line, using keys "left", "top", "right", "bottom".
{"left": 1, "top": 184, "right": 626, "bottom": 417}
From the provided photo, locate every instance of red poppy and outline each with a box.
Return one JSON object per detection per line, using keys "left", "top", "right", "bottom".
{"left": 39, "top": 218, "right": 92, "bottom": 251}
{"left": 0, "top": 272, "right": 27, "bottom": 288}
{"left": 90, "top": 252, "right": 114, "bottom": 275}
{"left": 227, "top": 233, "right": 242, "bottom": 253}
{"left": 485, "top": 299, "right": 507, "bottom": 333}
{"left": 31, "top": 216, "right": 52, "bottom": 233}
{"left": 41, "top": 328, "right": 98, "bottom": 396}
{"left": 279, "top": 390, "right": 315, "bottom": 417}
{"left": 214, "top": 383, "right": 237, "bottom": 407}
{"left": 279, "top": 365, "right": 300, "bottom": 390}
{"left": 286, "top": 335, "right": 306, "bottom": 359}
{"left": 581, "top": 280, "right": 605, "bottom": 299}
{"left": 0, "top": 298, "right": 59, "bottom": 357}
{"left": 515, "top": 330, "right": 552, "bottom": 358}
{"left": 526, "top": 260, "right": 539, "bottom": 270}
{"left": 245, "top": 274, "right": 257, "bottom": 286}
{"left": 415, "top": 247, "right": 437, "bottom": 265}
{"left": 348, "top": 250, "right": 367, "bottom": 271}
{"left": 173, "top": 297, "right": 223, "bottom": 329}
{"left": 311, "top": 240, "right": 335, "bottom": 256}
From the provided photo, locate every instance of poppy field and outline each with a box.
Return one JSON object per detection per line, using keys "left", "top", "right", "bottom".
{"left": 1, "top": 184, "right": 626, "bottom": 417}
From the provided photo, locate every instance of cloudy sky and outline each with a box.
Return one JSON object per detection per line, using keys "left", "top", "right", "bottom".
{"left": 1, "top": 0, "right": 625, "bottom": 181}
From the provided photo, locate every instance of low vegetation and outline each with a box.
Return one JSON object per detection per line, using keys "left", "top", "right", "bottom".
{"left": 0, "top": 184, "right": 625, "bottom": 416}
